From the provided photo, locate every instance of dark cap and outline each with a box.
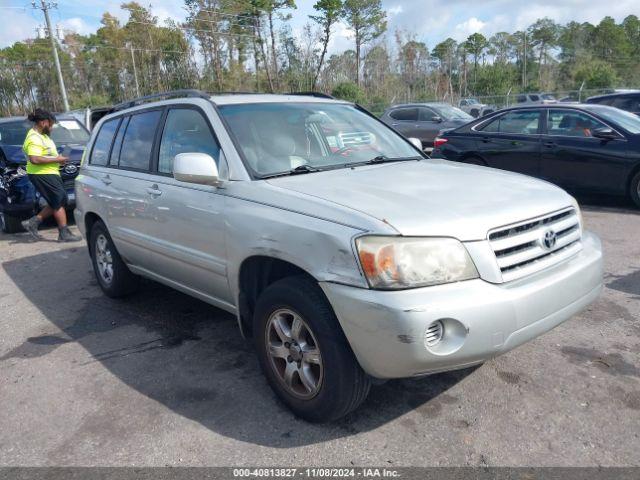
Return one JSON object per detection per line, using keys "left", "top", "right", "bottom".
{"left": 27, "top": 108, "right": 57, "bottom": 123}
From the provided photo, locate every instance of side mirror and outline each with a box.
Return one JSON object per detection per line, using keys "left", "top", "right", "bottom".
{"left": 408, "top": 137, "right": 423, "bottom": 150}
{"left": 432, "top": 116, "right": 443, "bottom": 123}
{"left": 592, "top": 127, "right": 619, "bottom": 140}
{"left": 173, "top": 152, "right": 221, "bottom": 186}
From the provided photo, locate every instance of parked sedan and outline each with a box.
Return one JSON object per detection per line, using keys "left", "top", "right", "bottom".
{"left": 380, "top": 103, "right": 473, "bottom": 149}
{"left": 432, "top": 104, "right": 640, "bottom": 207}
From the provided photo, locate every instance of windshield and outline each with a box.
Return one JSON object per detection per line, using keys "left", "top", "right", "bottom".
{"left": 0, "top": 119, "right": 89, "bottom": 146}
{"left": 218, "top": 103, "right": 421, "bottom": 177}
{"left": 466, "top": 98, "right": 480, "bottom": 105}
{"left": 432, "top": 105, "right": 473, "bottom": 121}
{"left": 589, "top": 106, "right": 640, "bottom": 134}
{"left": 541, "top": 94, "right": 557, "bottom": 100}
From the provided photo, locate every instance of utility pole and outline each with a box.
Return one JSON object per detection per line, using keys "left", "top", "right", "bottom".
{"left": 523, "top": 32, "right": 527, "bottom": 91}
{"left": 130, "top": 45, "right": 141, "bottom": 97}
{"left": 33, "top": 0, "right": 69, "bottom": 112}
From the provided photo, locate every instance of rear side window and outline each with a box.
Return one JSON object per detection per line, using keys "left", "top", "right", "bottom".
{"left": 528, "top": 94, "right": 540, "bottom": 102}
{"left": 119, "top": 110, "right": 162, "bottom": 171}
{"left": 480, "top": 110, "right": 540, "bottom": 134}
{"left": 516, "top": 95, "right": 527, "bottom": 103}
{"left": 158, "top": 109, "right": 220, "bottom": 174}
{"left": 389, "top": 108, "right": 418, "bottom": 121}
{"left": 419, "top": 108, "right": 439, "bottom": 121}
{"left": 90, "top": 119, "right": 119, "bottom": 166}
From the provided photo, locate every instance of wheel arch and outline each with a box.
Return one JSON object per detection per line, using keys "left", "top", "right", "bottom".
{"left": 626, "top": 162, "right": 640, "bottom": 195}
{"left": 237, "top": 255, "right": 319, "bottom": 338}
{"left": 83, "top": 211, "right": 104, "bottom": 254}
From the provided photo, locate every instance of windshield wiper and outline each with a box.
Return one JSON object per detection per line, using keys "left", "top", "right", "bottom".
{"left": 259, "top": 164, "right": 323, "bottom": 179}
{"left": 345, "top": 155, "right": 423, "bottom": 168}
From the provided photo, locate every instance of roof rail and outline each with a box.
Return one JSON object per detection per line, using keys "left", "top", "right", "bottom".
{"left": 289, "top": 91, "right": 335, "bottom": 99}
{"left": 112, "top": 89, "right": 210, "bottom": 111}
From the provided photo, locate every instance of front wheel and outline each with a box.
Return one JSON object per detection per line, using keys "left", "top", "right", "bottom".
{"left": 630, "top": 171, "right": 640, "bottom": 208}
{"left": 254, "top": 276, "right": 371, "bottom": 422}
{"left": 89, "top": 221, "right": 139, "bottom": 297}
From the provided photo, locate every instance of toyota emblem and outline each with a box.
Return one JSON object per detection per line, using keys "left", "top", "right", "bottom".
{"left": 542, "top": 230, "right": 557, "bottom": 250}
{"left": 64, "top": 164, "right": 78, "bottom": 174}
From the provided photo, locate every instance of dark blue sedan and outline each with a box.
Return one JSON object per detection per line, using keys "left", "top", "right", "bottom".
{"left": 0, "top": 115, "right": 89, "bottom": 233}
{"left": 432, "top": 104, "right": 640, "bottom": 208}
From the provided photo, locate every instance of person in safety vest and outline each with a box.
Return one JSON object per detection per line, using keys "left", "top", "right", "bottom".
{"left": 20, "top": 108, "right": 81, "bottom": 242}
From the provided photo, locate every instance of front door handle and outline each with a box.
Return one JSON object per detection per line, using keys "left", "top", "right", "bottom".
{"left": 544, "top": 141, "right": 556, "bottom": 148}
{"left": 146, "top": 184, "right": 162, "bottom": 197}
{"left": 101, "top": 174, "right": 112, "bottom": 185}
{"left": 481, "top": 137, "right": 492, "bottom": 143}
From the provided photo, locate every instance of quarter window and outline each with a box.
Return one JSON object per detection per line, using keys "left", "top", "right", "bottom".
{"left": 480, "top": 110, "right": 540, "bottom": 134}
{"left": 90, "top": 118, "right": 119, "bottom": 166}
{"left": 119, "top": 110, "right": 162, "bottom": 170}
{"left": 547, "top": 110, "right": 607, "bottom": 137}
{"left": 158, "top": 109, "right": 220, "bottom": 174}
{"left": 389, "top": 108, "right": 418, "bottom": 121}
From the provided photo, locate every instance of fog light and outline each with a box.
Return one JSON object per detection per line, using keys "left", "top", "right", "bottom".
{"left": 424, "top": 320, "right": 444, "bottom": 347}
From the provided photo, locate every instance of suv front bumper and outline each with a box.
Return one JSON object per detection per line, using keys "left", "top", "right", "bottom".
{"left": 320, "top": 231, "right": 603, "bottom": 379}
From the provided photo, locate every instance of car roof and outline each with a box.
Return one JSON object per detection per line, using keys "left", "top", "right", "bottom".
{"left": 587, "top": 91, "right": 640, "bottom": 101}
{"left": 386, "top": 102, "right": 452, "bottom": 109}
{"left": 209, "top": 93, "right": 349, "bottom": 106}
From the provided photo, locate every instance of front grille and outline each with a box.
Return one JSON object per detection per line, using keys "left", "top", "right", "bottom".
{"left": 488, "top": 207, "right": 582, "bottom": 282}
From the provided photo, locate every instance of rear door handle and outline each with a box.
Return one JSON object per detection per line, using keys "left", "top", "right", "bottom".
{"left": 481, "top": 137, "right": 492, "bottom": 143}
{"left": 101, "top": 174, "right": 112, "bottom": 185}
{"left": 544, "top": 141, "right": 556, "bottom": 148}
{"left": 146, "top": 184, "right": 163, "bottom": 197}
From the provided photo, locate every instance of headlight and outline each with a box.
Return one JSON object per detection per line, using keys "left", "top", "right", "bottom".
{"left": 355, "top": 236, "right": 479, "bottom": 290}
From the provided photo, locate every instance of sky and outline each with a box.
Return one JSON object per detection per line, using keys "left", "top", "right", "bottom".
{"left": 1, "top": 0, "right": 639, "bottom": 51}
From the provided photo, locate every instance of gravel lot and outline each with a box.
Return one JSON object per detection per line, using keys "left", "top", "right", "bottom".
{"left": 0, "top": 195, "right": 638, "bottom": 467}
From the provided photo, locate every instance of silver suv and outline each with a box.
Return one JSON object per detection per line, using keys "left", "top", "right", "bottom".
{"left": 75, "top": 90, "right": 603, "bottom": 422}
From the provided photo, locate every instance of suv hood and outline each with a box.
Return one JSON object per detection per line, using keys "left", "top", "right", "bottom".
{"left": 266, "top": 160, "right": 574, "bottom": 241}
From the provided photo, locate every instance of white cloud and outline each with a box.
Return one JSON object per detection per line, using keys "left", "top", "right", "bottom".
{"left": 60, "top": 17, "right": 93, "bottom": 36}
{"left": 454, "top": 17, "right": 487, "bottom": 39}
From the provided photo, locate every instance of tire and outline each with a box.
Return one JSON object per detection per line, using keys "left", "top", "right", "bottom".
{"left": 253, "top": 275, "right": 371, "bottom": 422}
{"left": 0, "top": 212, "right": 24, "bottom": 234}
{"left": 630, "top": 171, "right": 640, "bottom": 208}
{"left": 89, "top": 220, "right": 139, "bottom": 297}
{"left": 463, "top": 155, "right": 488, "bottom": 167}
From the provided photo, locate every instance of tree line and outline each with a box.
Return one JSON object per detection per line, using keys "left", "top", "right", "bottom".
{"left": 1, "top": 0, "right": 639, "bottom": 116}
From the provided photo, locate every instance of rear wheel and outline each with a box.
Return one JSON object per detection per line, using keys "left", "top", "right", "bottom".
{"left": 254, "top": 275, "right": 371, "bottom": 422}
{"left": 630, "top": 171, "right": 640, "bottom": 208}
{"left": 89, "top": 221, "right": 139, "bottom": 297}
{"left": 0, "top": 212, "right": 23, "bottom": 234}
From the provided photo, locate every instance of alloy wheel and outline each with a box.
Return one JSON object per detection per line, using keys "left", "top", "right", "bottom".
{"left": 265, "top": 308, "right": 323, "bottom": 399}
{"left": 95, "top": 234, "right": 114, "bottom": 284}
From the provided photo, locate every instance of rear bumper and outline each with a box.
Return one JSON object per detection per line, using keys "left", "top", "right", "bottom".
{"left": 320, "top": 231, "right": 603, "bottom": 379}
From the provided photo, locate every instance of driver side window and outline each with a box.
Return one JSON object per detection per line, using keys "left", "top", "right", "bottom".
{"left": 158, "top": 108, "right": 220, "bottom": 174}
{"left": 547, "top": 110, "right": 607, "bottom": 138}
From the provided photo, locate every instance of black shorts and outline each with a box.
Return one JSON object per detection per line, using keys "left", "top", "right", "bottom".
{"left": 28, "top": 174, "right": 67, "bottom": 210}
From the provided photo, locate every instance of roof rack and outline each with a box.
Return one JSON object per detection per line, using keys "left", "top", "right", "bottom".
{"left": 112, "top": 89, "right": 210, "bottom": 111}
{"left": 289, "top": 91, "right": 335, "bottom": 99}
